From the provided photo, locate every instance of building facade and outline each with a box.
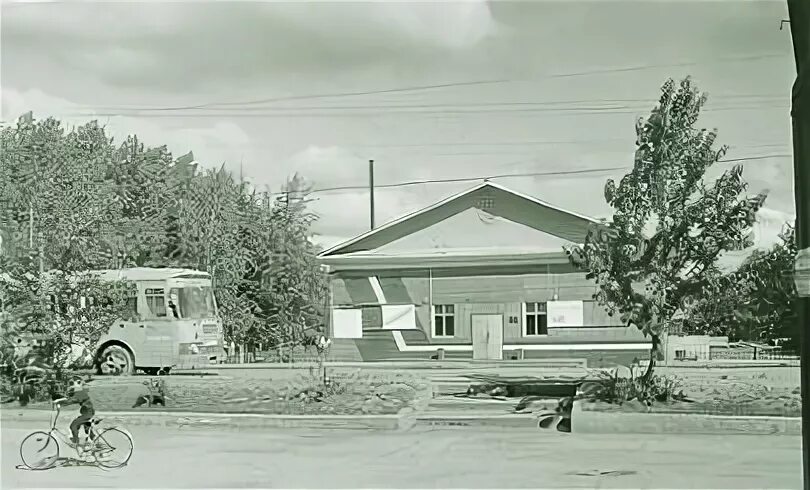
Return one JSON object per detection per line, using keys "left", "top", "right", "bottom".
{"left": 318, "top": 181, "right": 651, "bottom": 367}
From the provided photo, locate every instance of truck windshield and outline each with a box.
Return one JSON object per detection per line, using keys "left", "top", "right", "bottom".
{"left": 169, "top": 286, "right": 217, "bottom": 319}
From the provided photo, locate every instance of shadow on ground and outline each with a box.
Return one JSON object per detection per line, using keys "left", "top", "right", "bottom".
{"left": 16, "top": 456, "right": 126, "bottom": 472}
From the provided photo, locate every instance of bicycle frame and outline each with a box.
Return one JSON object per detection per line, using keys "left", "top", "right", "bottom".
{"left": 45, "top": 403, "right": 96, "bottom": 457}
{"left": 21, "top": 402, "right": 133, "bottom": 470}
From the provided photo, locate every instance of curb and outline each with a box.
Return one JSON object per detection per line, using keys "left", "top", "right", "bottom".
{"left": 4, "top": 405, "right": 799, "bottom": 435}
{"left": 414, "top": 412, "right": 538, "bottom": 428}
{"left": 191, "top": 360, "right": 589, "bottom": 371}
{"left": 0, "top": 408, "right": 404, "bottom": 431}
{"left": 571, "top": 401, "right": 802, "bottom": 436}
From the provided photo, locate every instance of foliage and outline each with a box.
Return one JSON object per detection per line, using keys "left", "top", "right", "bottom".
{"left": 583, "top": 370, "right": 687, "bottom": 407}
{"left": 258, "top": 175, "right": 328, "bottom": 351}
{"left": 0, "top": 114, "right": 327, "bottom": 367}
{"left": 0, "top": 262, "right": 132, "bottom": 404}
{"left": 683, "top": 224, "right": 798, "bottom": 347}
{"left": 565, "top": 77, "right": 767, "bottom": 376}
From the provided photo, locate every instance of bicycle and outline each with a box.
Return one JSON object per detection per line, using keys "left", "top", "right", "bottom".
{"left": 18, "top": 400, "right": 134, "bottom": 470}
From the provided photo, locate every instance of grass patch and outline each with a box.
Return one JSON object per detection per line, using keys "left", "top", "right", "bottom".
{"left": 582, "top": 369, "right": 801, "bottom": 417}
{"left": 8, "top": 368, "right": 431, "bottom": 416}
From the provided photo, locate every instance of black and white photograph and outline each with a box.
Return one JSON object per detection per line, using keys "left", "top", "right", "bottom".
{"left": 1, "top": 0, "right": 809, "bottom": 488}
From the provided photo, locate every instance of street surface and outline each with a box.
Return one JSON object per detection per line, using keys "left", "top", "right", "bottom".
{"left": 1, "top": 420, "right": 801, "bottom": 489}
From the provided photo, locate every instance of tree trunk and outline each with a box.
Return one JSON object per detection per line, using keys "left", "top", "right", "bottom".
{"left": 38, "top": 242, "right": 44, "bottom": 273}
{"left": 642, "top": 334, "right": 661, "bottom": 381}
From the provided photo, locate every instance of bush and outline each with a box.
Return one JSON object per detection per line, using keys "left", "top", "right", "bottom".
{"left": 1, "top": 266, "right": 133, "bottom": 405}
{"left": 584, "top": 370, "right": 687, "bottom": 407}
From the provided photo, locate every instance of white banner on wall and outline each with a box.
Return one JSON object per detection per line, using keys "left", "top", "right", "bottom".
{"left": 547, "top": 300, "right": 584, "bottom": 328}
{"left": 332, "top": 308, "right": 363, "bottom": 339}
{"left": 381, "top": 305, "right": 417, "bottom": 330}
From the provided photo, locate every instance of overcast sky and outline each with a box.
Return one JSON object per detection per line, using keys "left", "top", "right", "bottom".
{"left": 1, "top": 0, "right": 797, "bottom": 249}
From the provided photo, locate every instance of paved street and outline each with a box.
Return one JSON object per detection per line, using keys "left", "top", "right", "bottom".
{"left": 1, "top": 421, "right": 801, "bottom": 488}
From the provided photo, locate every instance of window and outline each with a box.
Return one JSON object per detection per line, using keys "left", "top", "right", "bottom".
{"left": 524, "top": 302, "right": 548, "bottom": 336}
{"left": 477, "top": 197, "right": 495, "bottom": 210}
{"left": 123, "top": 291, "right": 138, "bottom": 321}
{"left": 145, "top": 288, "right": 166, "bottom": 318}
{"left": 433, "top": 304, "right": 455, "bottom": 337}
{"left": 675, "top": 349, "right": 686, "bottom": 360}
{"left": 169, "top": 286, "right": 217, "bottom": 319}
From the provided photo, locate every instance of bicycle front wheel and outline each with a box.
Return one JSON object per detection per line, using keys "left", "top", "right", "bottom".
{"left": 19, "top": 431, "right": 59, "bottom": 470}
{"left": 92, "top": 427, "right": 133, "bottom": 468}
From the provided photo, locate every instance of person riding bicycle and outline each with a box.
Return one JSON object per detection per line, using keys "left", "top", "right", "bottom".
{"left": 55, "top": 377, "right": 95, "bottom": 447}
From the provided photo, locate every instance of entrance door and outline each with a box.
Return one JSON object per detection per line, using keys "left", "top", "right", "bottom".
{"left": 471, "top": 314, "right": 504, "bottom": 360}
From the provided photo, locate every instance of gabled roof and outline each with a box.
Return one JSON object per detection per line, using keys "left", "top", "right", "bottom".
{"left": 319, "top": 180, "right": 599, "bottom": 257}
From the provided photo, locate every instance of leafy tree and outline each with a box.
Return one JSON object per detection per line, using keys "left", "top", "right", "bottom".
{"left": 0, "top": 262, "right": 133, "bottom": 402}
{"left": 677, "top": 269, "right": 744, "bottom": 339}
{"left": 565, "top": 77, "right": 767, "bottom": 378}
{"left": 170, "top": 165, "right": 262, "bottom": 346}
{"left": 684, "top": 224, "right": 798, "bottom": 348}
{"left": 1, "top": 113, "right": 328, "bottom": 366}
{"left": 239, "top": 176, "right": 327, "bottom": 360}
{"left": 735, "top": 225, "right": 798, "bottom": 348}
{"left": 0, "top": 117, "right": 123, "bottom": 270}
{"left": 104, "top": 135, "right": 176, "bottom": 268}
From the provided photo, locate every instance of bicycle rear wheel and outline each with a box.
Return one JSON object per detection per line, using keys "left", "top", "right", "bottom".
{"left": 19, "top": 431, "right": 59, "bottom": 470}
{"left": 92, "top": 427, "right": 133, "bottom": 468}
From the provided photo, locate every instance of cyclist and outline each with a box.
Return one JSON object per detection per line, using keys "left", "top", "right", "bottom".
{"left": 54, "top": 377, "right": 95, "bottom": 447}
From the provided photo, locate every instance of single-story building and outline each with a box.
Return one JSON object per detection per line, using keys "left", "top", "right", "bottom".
{"left": 317, "top": 181, "right": 652, "bottom": 367}
{"left": 663, "top": 335, "right": 729, "bottom": 362}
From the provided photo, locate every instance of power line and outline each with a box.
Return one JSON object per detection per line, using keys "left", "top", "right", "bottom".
{"left": 721, "top": 153, "right": 793, "bottom": 163}
{"left": 94, "top": 79, "right": 513, "bottom": 112}
{"left": 91, "top": 53, "right": 787, "bottom": 113}
{"left": 357, "top": 139, "right": 790, "bottom": 150}
{"left": 91, "top": 94, "right": 786, "bottom": 114}
{"left": 356, "top": 138, "right": 630, "bottom": 149}
{"left": 306, "top": 166, "right": 628, "bottom": 195}
{"left": 547, "top": 53, "right": 785, "bottom": 78}
{"left": 74, "top": 103, "right": 789, "bottom": 119}
{"left": 298, "top": 153, "right": 791, "bottom": 196}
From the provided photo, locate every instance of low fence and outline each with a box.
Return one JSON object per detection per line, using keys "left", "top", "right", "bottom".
{"left": 221, "top": 345, "right": 328, "bottom": 365}
{"left": 709, "top": 346, "right": 799, "bottom": 361}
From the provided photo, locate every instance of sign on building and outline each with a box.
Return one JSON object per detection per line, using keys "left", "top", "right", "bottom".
{"left": 547, "top": 300, "right": 584, "bottom": 328}
{"left": 381, "top": 305, "right": 417, "bottom": 330}
{"left": 332, "top": 308, "right": 363, "bottom": 339}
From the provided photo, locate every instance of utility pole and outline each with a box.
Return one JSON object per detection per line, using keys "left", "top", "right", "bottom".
{"left": 369, "top": 159, "right": 376, "bottom": 230}
{"left": 787, "top": 1, "right": 810, "bottom": 486}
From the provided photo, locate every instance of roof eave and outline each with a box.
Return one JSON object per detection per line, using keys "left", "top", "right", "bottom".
{"left": 318, "top": 181, "right": 598, "bottom": 258}
{"left": 319, "top": 251, "right": 572, "bottom": 271}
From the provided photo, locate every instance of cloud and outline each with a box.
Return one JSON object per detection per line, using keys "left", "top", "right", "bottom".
{"left": 751, "top": 206, "right": 794, "bottom": 248}
{"left": 1, "top": 2, "right": 498, "bottom": 95}
{"left": 713, "top": 205, "right": 794, "bottom": 272}
{"left": 281, "top": 144, "right": 446, "bottom": 241}
{"left": 1, "top": 87, "right": 254, "bottom": 172}
{"left": 284, "top": 146, "right": 367, "bottom": 189}
{"left": 2, "top": 0, "right": 796, "bottom": 247}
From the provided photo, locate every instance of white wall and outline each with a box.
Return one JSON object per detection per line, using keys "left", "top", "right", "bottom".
{"left": 664, "top": 335, "right": 729, "bottom": 362}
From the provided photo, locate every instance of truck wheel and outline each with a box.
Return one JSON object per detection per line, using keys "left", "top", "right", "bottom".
{"left": 97, "top": 345, "right": 134, "bottom": 376}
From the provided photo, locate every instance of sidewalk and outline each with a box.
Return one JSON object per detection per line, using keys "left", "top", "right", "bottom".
{"left": 2, "top": 403, "right": 801, "bottom": 435}
{"left": 571, "top": 401, "right": 802, "bottom": 436}
{"left": 0, "top": 407, "right": 404, "bottom": 431}
{"left": 189, "top": 358, "right": 589, "bottom": 371}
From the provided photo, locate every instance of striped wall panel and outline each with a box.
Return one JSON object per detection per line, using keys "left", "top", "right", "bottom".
{"left": 378, "top": 277, "right": 429, "bottom": 331}
{"left": 329, "top": 272, "right": 647, "bottom": 362}
{"left": 347, "top": 330, "right": 650, "bottom": 365}
{"left": 342, "top": 277, "right": 378, "bottom": 303}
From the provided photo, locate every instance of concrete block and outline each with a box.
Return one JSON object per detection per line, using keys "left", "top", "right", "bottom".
{"left": 571, "top": 400, "right": 801, "bottom": 436}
